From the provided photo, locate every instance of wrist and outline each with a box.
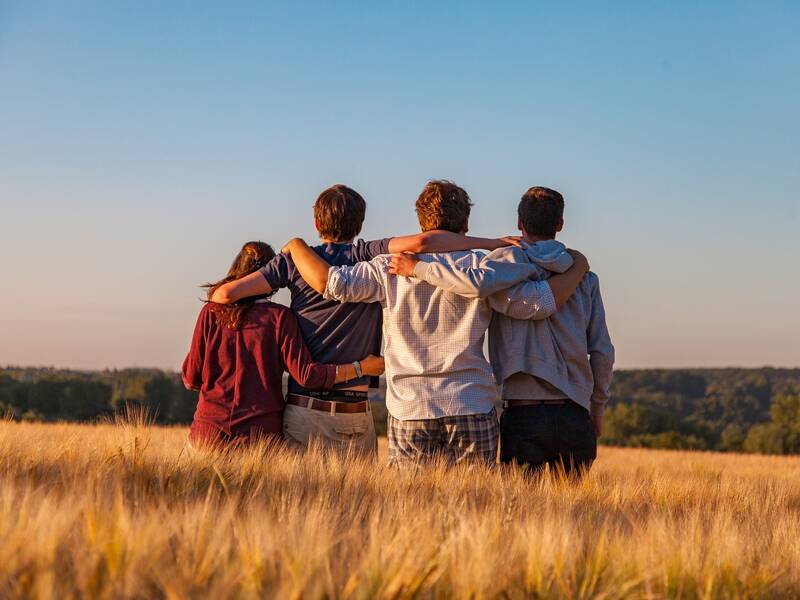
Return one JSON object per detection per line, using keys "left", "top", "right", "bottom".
{"left": 352, "top": 360, "right": 363, "bottom": 379}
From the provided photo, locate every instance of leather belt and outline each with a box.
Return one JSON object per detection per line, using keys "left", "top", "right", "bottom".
{"left": 286, "top": 394, "right": 370, "bottom": 414}
{"left": 503, "top": 399, "right": 569, "bottom": 408}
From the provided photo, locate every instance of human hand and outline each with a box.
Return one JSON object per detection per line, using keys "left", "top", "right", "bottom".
{"left": 567, "top": 248, "right": 590, "bottom": 273}
{"left": 359, "top": 355, "right": 385, "bottom": 377}
{"left": 591, "top": 415, "right": 603, "bottom": 438}
{"left": 497, "top": 235, "right": 523, "bottom": 248}
{"left": 388, "top": 253, "right": 420, "bottom": 277}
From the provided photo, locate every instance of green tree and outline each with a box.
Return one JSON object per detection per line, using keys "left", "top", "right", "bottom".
{"left": 141, "top": 375, "right": 174, "bottom": 423}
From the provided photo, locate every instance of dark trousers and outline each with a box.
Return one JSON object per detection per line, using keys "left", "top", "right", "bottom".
{"left": 499, "top": 402, "right": 597, "bottom": 476}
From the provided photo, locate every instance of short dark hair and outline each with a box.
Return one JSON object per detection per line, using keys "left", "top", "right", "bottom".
{"left": 518, "top": 187, "right": 564, "bottom": 237}
{"left": 415, "top": 180, "right": 472, "bottom": 233}
{"left": 314, "top": 184, "right": 366, "bottom": 242}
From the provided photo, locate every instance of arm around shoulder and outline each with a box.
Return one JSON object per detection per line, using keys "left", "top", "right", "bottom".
{"left": 325, "top": 258, "right": 387, "bottom": 304}
{"left": 209, "top": 271, "right": 272, "bottom": 304}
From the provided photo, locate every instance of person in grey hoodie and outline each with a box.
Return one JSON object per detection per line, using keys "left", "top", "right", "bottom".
{"left": 389, "top": 186, "right": 614, "bottom": 475}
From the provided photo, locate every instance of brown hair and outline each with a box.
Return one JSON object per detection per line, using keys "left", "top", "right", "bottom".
{"left": 204, "top": 241, "right": 276, "bottom": 329}
{"left": 313, "top": 184, "right": 366, "bottom": 242}
{"left": 415, "top": 180, "right": 472, "bottom": 233}
{"left": 518, "top": 186, "right": 564, "bottom": 238}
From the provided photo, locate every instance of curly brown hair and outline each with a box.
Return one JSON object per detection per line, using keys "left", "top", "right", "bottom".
{"left": 204, "top": 241, "right": 276, "bottom": 329}
{"left": 415, "top": 180, "right": 472, "bottom": 233}
{"left": 313, "top": 184, "right": 366, "bottom": 242}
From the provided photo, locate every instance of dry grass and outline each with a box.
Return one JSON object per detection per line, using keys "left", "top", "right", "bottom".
{"left": 1, "top": 417, "right": 799, "bottom": 599}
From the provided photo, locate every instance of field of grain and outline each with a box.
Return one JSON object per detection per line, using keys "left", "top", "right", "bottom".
{"left": 1, "top": 417, "right": 799, "bottom": 599}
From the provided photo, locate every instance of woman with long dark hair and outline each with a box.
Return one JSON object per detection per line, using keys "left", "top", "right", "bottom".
{"left": 182, "top": 241, "right": 384, "bottom": 447}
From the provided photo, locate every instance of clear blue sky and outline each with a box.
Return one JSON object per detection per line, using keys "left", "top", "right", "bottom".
{"left": 1, "top": 1, "right": 798, "bottom": 370}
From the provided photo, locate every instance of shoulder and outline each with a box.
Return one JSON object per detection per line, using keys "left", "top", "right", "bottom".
{"left": 253, "top": 301, "right": 296, "bottom": 328}
{"left": 265, "top": 252, "right": 290, "bottom": 268}
{"left": 262, "top": 301, "right": 292, "bottom": 317}
{"left": 581, "top": 271, "right": 601, "bottom": 293}
{"left": 260, "top": 251, "right": 293, "bottom": 277}
{"left": 201, "top": 302, "right": 227, "bottom": 329}
{"left": 353, "top": 238, "right": 391, "bottom": 261}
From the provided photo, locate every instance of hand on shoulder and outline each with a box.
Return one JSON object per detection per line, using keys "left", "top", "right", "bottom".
{"left": 388, "top": 252, "right": 420, "bottom": 278}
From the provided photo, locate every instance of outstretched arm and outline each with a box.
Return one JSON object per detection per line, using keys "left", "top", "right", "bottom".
{"left": 325, "top": 259, "right": 386, "bottom": 304}
{"left": 389, "top": 251, "right": 541, "bottom": 299}
{"left": 487, "top": 263, "right": 587, "bottom": 319}
{"left": 283, "top": 238, "right": 388, "bottom": 304}
{"left": 389, "top": 249, "right": 590, "bottom": 319}
{"left": 387, "top": 230, "right": 521, "bottom": 254}
{"left": 277, "top": 309, "right": 386, "bottom": 388}
{"left": 282, "top": 238, "right": 332, "bottom": 294}
{"left": 210, "top": 271, "right": 272, "bottom": 304}
{"left": 490, "top": 250, "right": 590, "bottom": 318}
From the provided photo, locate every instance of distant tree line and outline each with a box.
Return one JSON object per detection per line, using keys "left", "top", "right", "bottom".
{"left": 0, "top": 368, "right": 197, "bottom": 425}
{"left": 1, "top": 367, "right": 799, "bottom": 455}
{"left": 603, "top": 369, "right": 800, "bottom": 455}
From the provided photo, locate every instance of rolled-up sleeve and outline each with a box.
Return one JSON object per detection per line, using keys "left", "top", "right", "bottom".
{"left": 487, "top": 279, "right": 556, "bottom": 320}
{"left": 324, "top": 259, "right": 386, "bottom": 304}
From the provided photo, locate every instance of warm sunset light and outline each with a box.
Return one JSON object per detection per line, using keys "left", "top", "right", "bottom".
{"left": 1, "top": 3, "right": 798, "bottom": 598}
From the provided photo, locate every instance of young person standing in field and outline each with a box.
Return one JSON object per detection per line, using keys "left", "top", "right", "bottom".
{"left": 390, "top": 187, "right": 614, "bottom": 475}
{"left": 282, "top": 181, "right": 590, "bottom": 466}
{"left": 209, "top": 185, "right": 521, "bottom": 456}
{"left": 182, "top": 241, "right": 385, "bottom": 448}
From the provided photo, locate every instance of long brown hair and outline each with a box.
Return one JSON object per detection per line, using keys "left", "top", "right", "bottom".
{"left": 204, "top": 241, "right": 276, "bottom": 329}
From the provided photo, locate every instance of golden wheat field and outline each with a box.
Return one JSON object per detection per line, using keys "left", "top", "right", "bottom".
{"left": 1, "top": 417, "right": 799, "bottom": 599}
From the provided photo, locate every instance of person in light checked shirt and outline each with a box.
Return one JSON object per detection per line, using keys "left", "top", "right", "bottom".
{"left": 282, "top": 180, "right": 590, "bottom": 466}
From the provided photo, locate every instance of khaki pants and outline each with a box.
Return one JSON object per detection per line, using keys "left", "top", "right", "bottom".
{"left": 283, "top": 402, "right": 377, "bottom": 457}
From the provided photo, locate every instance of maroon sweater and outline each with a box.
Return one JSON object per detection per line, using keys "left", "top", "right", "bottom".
{"left": 182, "top": 301, "right": 335, "bottom": 438}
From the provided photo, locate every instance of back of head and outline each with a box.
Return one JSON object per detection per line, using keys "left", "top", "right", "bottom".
{"left": 415, "top": 180, "right": 472, "bottom": 233}
{"left": 314, "top": 184, "right": 367, "bottom": 242}
{"left": 205, "top": 241, "right": 276, "bottom": 328}
{"left": 518, "top": 186, "right": 564, "bottom": 238}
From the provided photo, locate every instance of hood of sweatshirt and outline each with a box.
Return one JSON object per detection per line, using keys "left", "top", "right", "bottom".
{"left": 521, "top": 239, "right": 573, "bottom": 273}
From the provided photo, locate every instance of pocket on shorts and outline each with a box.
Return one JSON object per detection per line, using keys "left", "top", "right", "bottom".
{"left": 333, "top": 423, "right": 368, "bottom": 439}
{"left": 282, "top": 405, "right": 309, "bottom": 445}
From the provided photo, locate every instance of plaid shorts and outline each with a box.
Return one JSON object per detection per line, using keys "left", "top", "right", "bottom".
{"left": 387, "top": 408, "right": 499, "bottom": 467}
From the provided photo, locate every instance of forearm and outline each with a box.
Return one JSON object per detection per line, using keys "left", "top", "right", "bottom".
{"left": 333, "top": 363, "right": 358, "bottom": 384}
{"left": 587, "top": 285, "right": 614, "bottom": 416}
{"left": 324, "top": 262, "right": 386, "bottom": 304}
{"left": 414, "top": 259, "right": 537, "bottom": 299}
{"left": 416, "top": 231, "right": 510, "bottom": 253}
{"left": 547, "top": 264, "right": 588, "bottom": 307}
{"left": 488, "top": 280, "right": 556, "bottom": 320}
{"left": 292, "top": 363, "right": 337, "bottom": 390}
{"left": 209, "top": 271, "right": 271, "bottom": 304}
{"left": 589, "top": 353, "right": 614, "bottom": 416}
